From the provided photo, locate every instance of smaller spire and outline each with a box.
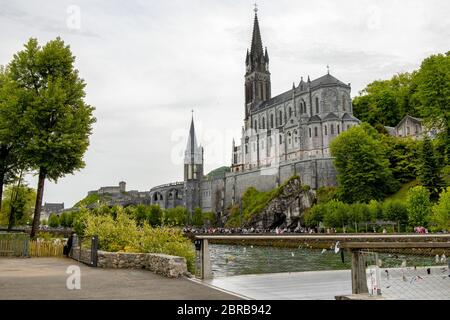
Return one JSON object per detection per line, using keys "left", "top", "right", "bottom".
{"left": 327, "top": 65, "right": 330, "bottom": 75}
{"left": 254, "top": 2, "right": 258, "bottom": 14}
{"left": 292, "top": 82, "right": 296, "bottom": 90}
{"left": 307, "top": 75, "right": 311, "bottom": 82}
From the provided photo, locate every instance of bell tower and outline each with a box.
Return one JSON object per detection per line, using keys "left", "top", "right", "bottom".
{"left": 244, "top": 5, "right": 271, "bottom": 124}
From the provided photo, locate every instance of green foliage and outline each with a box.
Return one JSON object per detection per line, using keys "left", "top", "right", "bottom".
{"left": 381, "top": 135, "right": 420, "bottom": 183}
{"left": 330, "top": 123, "right": 399, "bottom": 203}
{"left": 48, "top": 213, "right": 60, "bottom": 228}
{"left": 353, "top": 72, "right": 418, "bottom": 128}
{"left": 406, "top": 186, "right": 431, "bottom": 227}
{"left": 304, "top": 204, "right": 325, "bottom": 228}
{"left": 413, "top": 52, "right": 450, "bottom": 162}
{"left": 322, "top": 200, "right": 350, "bottom": 229}
{"left": 80, "top": 209, "right": 195, "bottom": 272}
{"left": 368, "top": 200, "right": 383, "bottom": 220}
{"left": 429, "top": 187, "right": 450, "bottom": 232}
{"left": 191, "top": 207, "right": 203, "bottom": 227}
{"left": 316, "top": 186, "right": 337, "bottom": 204}
{"left": 163, "top": 206, "right": 188, "bottom": 226}
{"left": 382, "top": 200, "right": 408, "bottom": 230}
{"left": 8, "top": 38, "right": 96, "bottom": 236}
{"left": 74, "top": 193, "right": 101, "bottom": 208}
{"left": 385, "top": 180, "right": 420, "bottom": 202}
{"left": 418, "top": 136, "right": 444, "bottom": 199}
{"left": 59, "top": 211, "right": 74, "bottom": 228}
{"left": 0, "top": 184, "right": 36, "bottom": 227}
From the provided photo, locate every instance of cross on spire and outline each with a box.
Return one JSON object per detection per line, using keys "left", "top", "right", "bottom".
{"left": 254, "top": 2, "right": 258, "bottom": 13}
{"left": 327, "top": 65, "right": 330, "bottom": 74}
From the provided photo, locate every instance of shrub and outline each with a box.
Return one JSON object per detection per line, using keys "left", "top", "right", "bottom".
{"left": 80, "top": 210, "right": 195, "bottom": 272}
{"left": 406, "top": 186, "right": 431, "bottom": 227}
{"left": 163, "top": 206, "right": 188, "bottom": 226}
{"left": 382, "top": 200, "right": 408, "bottom": 232}
{"left": 48, "top": 214, "right": 60, "bottom": 228}
{"left": 429, "top": 187, "right": 450, "bottom": 232}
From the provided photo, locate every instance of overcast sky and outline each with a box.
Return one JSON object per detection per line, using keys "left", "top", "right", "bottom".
{"left": 1, "top": 0, "right": 449, "bottom": 207}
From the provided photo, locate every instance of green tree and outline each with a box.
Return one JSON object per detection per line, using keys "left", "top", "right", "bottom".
{"left": 330, "top": 123, "right": 399, "bottom": 203}
{"left": 352, "top": 73, "right": 418, "bottom": 129}
{"left": 382, "top": 135, "right": 420, "bottom": 183}
{"left": 163, "top": 206, "right": 188, "bottom": 226}
{"left": 368, "top": 200, "right": 383, "bottom": 221}
{"left": 429, "top": 187, "right": 450, "bottom": 232}
{"left": 0, "top": 67, "right": 28, "bottom": 213}
{"left": 48, "top": 213, "right": 60, "bottom": 228}
{"left": 191, "top": 207, "right": 204, "bottom": 227}
{"left": 406, "top": 186, "right": 431, "bottom": 227}
{"left": 9, "top": 38, "right": 96, "bottom": 238}
{"left": 417, "top": 136, "right": 444, "bottom": 200}
{"left": 413, "top": 52, "right": 450, "bottom": 162}
{"left": 148, "top": 205, "right": 163, "bottom": 226}
{"left": 59, "top": 212, "right": 73, "bottom": 228}
{"left": 304, "top": 204, "right": 325, "bottom": 228}
{"left": 382, "top": 200, "right": 408, "bottom": 232}
{"left": 0, "top": 183, "right": 36, "bottom": 228}
{"left": 322, "top": 200, "right": 349, "bottom": 230}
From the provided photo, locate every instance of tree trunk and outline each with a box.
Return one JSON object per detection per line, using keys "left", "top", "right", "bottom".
{"left": 30, "top": 169, "right": 46, "bottom": 238}
{"left": 7, "top": 170, "right": 24, "bottom": 231}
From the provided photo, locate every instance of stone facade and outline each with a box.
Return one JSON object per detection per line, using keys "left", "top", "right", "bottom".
{"left": 70, "top": 246, "right": 188, "bottom": 278}
{"left": 146, "top": 10, "right": 353, "bottom": 219}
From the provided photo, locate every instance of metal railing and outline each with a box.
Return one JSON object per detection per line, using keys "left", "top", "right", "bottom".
{"left": 341, "top": 241, "right": 450, "bottom": 299}
{"left": 194, "top": 234, "right": 450, "bottom": 300}
{"left": 70, "top": 234, "right": 99, "bottom": 267}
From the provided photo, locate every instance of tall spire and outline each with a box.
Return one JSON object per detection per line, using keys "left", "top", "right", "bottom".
{"left": 184, "top": 112, "right": 202, "bottom": 165}
{"left": 250, "top": 10, "right": 264, "bottom": 58}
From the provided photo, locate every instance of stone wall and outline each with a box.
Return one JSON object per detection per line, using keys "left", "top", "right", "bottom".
{"left": 70, "top": 247, "right": 187, "bottom": 278}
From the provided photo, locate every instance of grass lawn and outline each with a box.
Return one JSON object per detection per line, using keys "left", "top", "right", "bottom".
{"left": 386, "top": 180, "right": 419, "bottom": 202}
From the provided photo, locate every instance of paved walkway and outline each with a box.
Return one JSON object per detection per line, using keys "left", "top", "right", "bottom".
{"left": 204, "top": 270, "right": 352, "bottom": 300}
{"left": 0, "top": 258, "right": 240, "bottom": 300}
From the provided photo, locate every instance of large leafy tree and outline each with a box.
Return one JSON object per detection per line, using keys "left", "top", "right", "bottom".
{"left": 330, "top": 123, "right": 399, "bottom": 203}
{"left": 381, "top": 135, "right": 420, "bottom": 183}
{"left": 0, "top": 182, "right": 36, "bottom": 228}
{"left": 353, "top": 73, "right": 418, "bottom": 129}
{"left": 413, "top": 52, "right": 450, "bottom": 163}
{"left": 9, "top": 38, "right": 96, "bottom": 237}
{"left": 417, "top": 136, "right": 444, "bottom": 200}
{"left": 0, "top": 67, "right": 28, "bottom": 213}
{"left": 406, "top": 186, "right": 431, "bottom": 227}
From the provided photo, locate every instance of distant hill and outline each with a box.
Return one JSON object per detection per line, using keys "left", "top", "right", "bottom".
{"left": 206, "top": 166, "right": 230, "bottom": 178}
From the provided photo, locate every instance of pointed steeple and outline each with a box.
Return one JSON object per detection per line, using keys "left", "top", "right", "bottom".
{"left": 264, "top": 47, "right": 269, "bottom": 62}
{"left": 250, "top": 11, "right": 264, "bottom": 58}
{"left": 184, "top": 112, "right": 202, "bottom": 165}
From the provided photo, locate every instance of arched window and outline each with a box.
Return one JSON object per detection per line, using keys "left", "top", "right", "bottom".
{"left": 279, "top": 110, "right": 283, "bottom": 125}
{"left": 270, "top": 114, "right": 274, "bottom": 128}
{"left": 309, "top": 128, "right": 312, "bottom": 138}
{"left": 245, "top": 144, "right": 248, "bottom": 154}
{"left": 337, "top": 124, "right": 340, "bottom": 134}
{"left": 315, "top": 97, "right": 319, "bottom": 114}
{"left": 324, "top": 125, "right": 328, "bottom": 135}
{"left": 289, "top": 107, "right": 292, "bottom": 118}
{"left": 342, "top": 95, "right": 346, "bottom": 111}
{"left": 279, "top": 134, "right": 283, "bottom": 144}
{"left": 262, "top": 117, "right": 266, "bottom": 129}
{"left": 254, "top": 120, "right": 257, "bottom": 131}
{"left": 314, "top": 127, "right": 318, "bottom": 137}
{"left": 331, "top": 124, "right": 335, "bottom": 135}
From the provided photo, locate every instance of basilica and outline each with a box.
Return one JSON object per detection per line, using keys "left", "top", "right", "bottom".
{"left": 231, "top": 10, "right": 360, "bottom": 173}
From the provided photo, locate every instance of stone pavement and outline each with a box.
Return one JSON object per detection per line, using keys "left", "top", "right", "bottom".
{"left": 0, "top": 257, "right": 240, "bottom": 300}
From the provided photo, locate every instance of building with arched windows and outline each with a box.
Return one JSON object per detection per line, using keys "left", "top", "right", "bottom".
{"left": 232, "top": 10, "right": 360, "bottom": 172}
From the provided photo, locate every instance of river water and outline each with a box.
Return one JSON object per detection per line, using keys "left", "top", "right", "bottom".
{"left": 209, "top": 244, "right": 351, "bottom": 278}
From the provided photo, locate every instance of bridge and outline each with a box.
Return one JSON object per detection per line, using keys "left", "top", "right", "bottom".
{"left": 194, "top": 234, "right": 450, "bottom": 299}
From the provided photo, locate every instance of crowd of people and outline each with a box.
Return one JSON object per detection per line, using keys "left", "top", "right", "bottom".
{"left": 182, "top": 226, "right": 323, "bottom": 235}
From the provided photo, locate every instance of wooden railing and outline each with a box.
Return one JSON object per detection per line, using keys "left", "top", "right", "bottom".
{"left": 29, "top": 240, "right": 65, "bottom": 257}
